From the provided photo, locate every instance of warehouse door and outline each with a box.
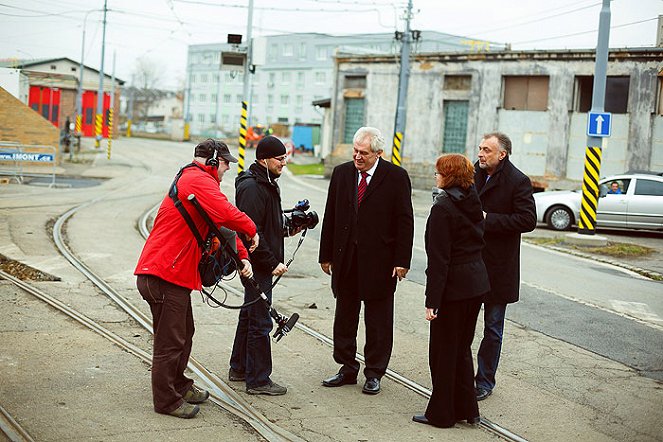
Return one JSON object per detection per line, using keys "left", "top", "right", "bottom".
{"left": 442, "top": 100, "right": 469, "bottom": 153}
{"left": 343, "top": 98, "right": 365, "bottom": 144}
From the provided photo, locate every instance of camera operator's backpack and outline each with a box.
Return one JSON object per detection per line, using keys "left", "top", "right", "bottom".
{"left": 168, "top": 163, "right": 237, "bottom": 287}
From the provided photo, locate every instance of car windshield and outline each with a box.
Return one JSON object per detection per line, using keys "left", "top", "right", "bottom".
{"left": 602, "top": 178, "right": 631, "bottom": 194}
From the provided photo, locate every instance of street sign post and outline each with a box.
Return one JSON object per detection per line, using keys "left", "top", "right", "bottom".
{"left": 587, "top": 111, "right": 612, "bottom": 138}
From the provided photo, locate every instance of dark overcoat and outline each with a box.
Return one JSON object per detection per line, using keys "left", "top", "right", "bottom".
{"left": 474, "top": 157, "right": 536, "bottom": 304}
{"left": 319, "top": 158, "right": 414, "bottom": 300}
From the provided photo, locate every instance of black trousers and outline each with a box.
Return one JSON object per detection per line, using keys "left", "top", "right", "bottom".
{"left": 425, "top": 296, "right": 482, "bottom": 427}
{"left": 333, "top": 249, "right": 394, "bottom": 379}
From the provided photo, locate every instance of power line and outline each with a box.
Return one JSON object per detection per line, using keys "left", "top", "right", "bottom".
{"left": 512, "top": 17, "right": 658, "bottom": 45}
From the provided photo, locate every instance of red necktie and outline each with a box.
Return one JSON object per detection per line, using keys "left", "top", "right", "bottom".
{"left": 357, "top": 171, "right": 368, "bottom": 206}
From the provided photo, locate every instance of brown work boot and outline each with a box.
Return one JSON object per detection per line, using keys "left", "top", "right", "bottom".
{"left": 246, "top": 381, "right": 287, "bottom": 396}
{"left": 183, "top": 384, "right": 209, "bottom": 404}
{"left": 168, "top": 402, "right": 200, "bottom": 419}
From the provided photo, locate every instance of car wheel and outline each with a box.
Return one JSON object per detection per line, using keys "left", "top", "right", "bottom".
{"left": 546, "top": 206, "right": 573, "bottom": 231}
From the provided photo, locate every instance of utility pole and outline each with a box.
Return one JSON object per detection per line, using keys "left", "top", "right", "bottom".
{"left": 237, "top": 0, "right": 254, "bottom": 174}
{"left": 577, "top": 0, "right": 611, "bottom": 237}
{"left": 94, "top": 0, "right": 108, "bottom": 148}
{"left": 390, "top": 0, "right": 414, "bottom": 167}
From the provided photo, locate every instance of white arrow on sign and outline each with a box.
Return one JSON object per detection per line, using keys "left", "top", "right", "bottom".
{"left": 595, "top": 115, "right": 604, "bottom": 134}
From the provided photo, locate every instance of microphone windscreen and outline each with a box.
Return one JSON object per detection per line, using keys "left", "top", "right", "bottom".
{"left": 285, "top": 313, "right": 299, "bottom": 331}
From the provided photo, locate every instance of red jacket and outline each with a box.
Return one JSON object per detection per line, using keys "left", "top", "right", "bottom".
{"left": 135, "top": 161, "right": 257, "bottom": 290}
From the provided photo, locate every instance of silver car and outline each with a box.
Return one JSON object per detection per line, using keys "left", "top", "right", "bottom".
{"left": 533, "top": 172, "right": 663, "bottom": 231}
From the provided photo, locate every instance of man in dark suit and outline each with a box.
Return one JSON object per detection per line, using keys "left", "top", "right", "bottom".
{"left": 473, "top": 132, "right": 537, "bottom": 401}
{"left": 319, "top": 126, "right": 414, "bottom": 395}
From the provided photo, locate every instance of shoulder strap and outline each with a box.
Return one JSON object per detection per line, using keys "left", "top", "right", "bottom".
{"left": 168, "top": 163, "right": 206, "bottom": 247}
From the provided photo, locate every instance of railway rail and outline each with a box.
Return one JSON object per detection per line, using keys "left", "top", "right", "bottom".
{"left": 138, "top": 203, "right": 528, "bottom": 442}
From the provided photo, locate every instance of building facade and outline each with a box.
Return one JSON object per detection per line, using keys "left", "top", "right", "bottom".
{"left": 328, "top": 48, "right": 663, "bottom": 189}
{"left": 184, "top": 32, "right": 503, "bottom": 138}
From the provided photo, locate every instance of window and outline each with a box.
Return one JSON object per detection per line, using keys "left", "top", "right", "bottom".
{"left": 658, "top": 77, "right": 663, "bottom": 115}
{"left": 201, "top": 74, "right": 208, "bottom": 83}
{"left": 190, "top": 94, "right": 195, "bottom": 103}
{"left": 198, "top": 114, "right": 205, "bottom": 123}
{"left": 213, "top": 73, "right": 219, "bottom": 82}
{"left": 268, "top": 95, "right": 273, "bottom": 104}
{"left": 576, "top": 76, "right": 630, "bottom": 113}
{"left": 211, "top": 93, "right": 217, "bottom": 102}
{"left": 297, "top": 72, "right": 305, "bottom": 86}
{"left": 634, "top": 179, "right": 663, "bottom": 196}
{"left": 443, "top": 100, "right": 469, "bottom": 153}
{"left": 315, "top": 72, "right": 326, "bottom": 84}
{"left": 316, "top": 46, "right": 328, "bottom": 60}
{"left": 283, "top": 44, "right": 293, "bottom": 56}
{"left": 199, "top": 93, "right": 206, "bottom": 102}
{"left": 50, "top": 64, "right": 56, "bottom": 70}
{"left": 222, "top": 114, "right": 230, "bottom": 124}
{"left": 296, "top": 95, "right": 303, "bottom": 106}
{"left": 343, "top": 98, "right": 365, "bottom": 143}
{"left": 270, "top": 44, "right": 278, "bottom": 60}
{"left": 299, "top": 42, "right": 307, "bottom": 59}
{"left": 71, "top": 67, "right": 76, "bottom": 72}
{"left": 191, "top": 74, "right": 197, "bottom": 84}
{"left": 280, "top": 95, "right": 289, "bottom": 105}
{"left": 503, "top": 76, "right": 549, "bottom": 111}
{"left": 444, "top": 75, "right": 471, "bottom": 91}
{"left": 281, "top": 72, "right": 291, "bottom": 84}
{"left": 269, "top": 72, "right": 275, "bottom": 83}
{"left": 236, "top": 94, "right": 243, "bottom": 103}
{"left": 344, "top": 75, "right": 366, "bottom": 89}
{"left": 224, "top": 94, "right": 231, "bottom": 103}
{"left": 210, "top": 113, "right": 216, "bottom": 123}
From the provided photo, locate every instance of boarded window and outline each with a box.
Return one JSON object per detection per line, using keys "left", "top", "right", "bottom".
{"left": 503, "top": 76, "right": 549, "bottom": 111}
{"left": 442, "top": 101, "right": 469, "bottom": 153}
{"left": 343, "top": 98, "right": 365, "bottom": 144}
{"left": 576, "top": 76, "right": 630, "bottom": 113}
{"left": 444, "top": 75, "right": 471, "bottom": 91}
{"left": 344, "top": 75, "right": 367, "bottom": 89}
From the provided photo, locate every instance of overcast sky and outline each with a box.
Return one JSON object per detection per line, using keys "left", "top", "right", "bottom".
{"left": 0, "top": 0, "right": 660, "bottom": 89}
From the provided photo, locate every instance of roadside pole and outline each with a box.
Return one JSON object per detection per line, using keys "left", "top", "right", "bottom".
{"left": 578, "top": 0, "right": 612, "bottom": 236}
{"left": 107, "top": 51, "right": 115, "bottom": 160}
{"left": 237, "top": 0, "right": 254, "bottom": 174}
{"left": 391, "top": 0, "right": 413, "bottom": 167}
{"left": 94, "top": 0, "right": 108, "bottom": 148}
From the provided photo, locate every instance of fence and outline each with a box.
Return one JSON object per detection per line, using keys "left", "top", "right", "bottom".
{"left": 0, "top": 143, "right": 57, "bottom": 186}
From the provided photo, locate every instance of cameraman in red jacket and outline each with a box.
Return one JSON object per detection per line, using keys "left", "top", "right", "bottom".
{"left": 135, "top": 139, "right": 258, "bottom": 419}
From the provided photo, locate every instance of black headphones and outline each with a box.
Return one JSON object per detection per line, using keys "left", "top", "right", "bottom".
{"left": 205, "top": 139, "right": 219, "bottom": 168}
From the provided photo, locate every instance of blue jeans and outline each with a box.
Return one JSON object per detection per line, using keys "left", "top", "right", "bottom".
{"left": 230, "top": 272, "right": 274, "bottom": 389}
{"left": 475, "top": 303, "right": 507, "bottom": 392}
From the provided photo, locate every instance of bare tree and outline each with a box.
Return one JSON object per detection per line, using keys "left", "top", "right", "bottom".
{"left": 132, "top": 56, "right": 164, "bottom": 90}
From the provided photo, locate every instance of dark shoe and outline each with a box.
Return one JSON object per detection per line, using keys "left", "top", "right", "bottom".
{"left": 229, "top": 368, "right": 245, "bottom": 382}
{"left": 246, "top": 381, "right": 287, "bottom": 396}
{"left": 322, "top": 372, "right": 357, "bottom": 387}
{"left": 362, "top": 377, "right": 380, "bottom": 394}
{"left": 476, "top": 387, "right": 492, "bottom": 401}
{"left": 466, "top": 416, "right": 481, "bottom": 426}
{"left": 412, "top": 414, "right": 432, "bottom": 426}
{"left": 168, "top": 402, "right": 200, "bottom": 419}
{"left": 183, "top": 384, "right": 209, "bottom": 404}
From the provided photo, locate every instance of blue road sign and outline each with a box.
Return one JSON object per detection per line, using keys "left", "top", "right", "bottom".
{"left": 587, "top": 111, "right": 612, "bottom": 137}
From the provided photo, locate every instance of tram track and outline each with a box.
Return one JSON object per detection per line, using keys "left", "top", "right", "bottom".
{"left": 138, "top": 203, "right": 528, "bottom": 442}
{"left": 48, "top": 201, "right": 302, "bottom": 442}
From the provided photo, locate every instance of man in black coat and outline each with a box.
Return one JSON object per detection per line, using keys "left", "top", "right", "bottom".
{"left": 229, "top": 136, "right": 291, "bottom": 396}
{"left": 473, "top": 132, "right": 536, "bottom": 401}
{"left": 319, "top": 126, "right": 414, "bottom": 395}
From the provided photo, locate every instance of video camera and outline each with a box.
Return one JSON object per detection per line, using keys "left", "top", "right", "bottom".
{"left": 283, "top": 199, "right": 319, "bottom": 236}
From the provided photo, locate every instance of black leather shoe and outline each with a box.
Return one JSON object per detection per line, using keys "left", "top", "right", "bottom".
{"left": 466, "top": 416, "right": 481, "bottom": 425}
{"left": 476, "top": 387, "right": 492, "bottom": 401}
{"left": 322, "top": 372, "right": 357, "bottom": 387}
{"left": 362, "top": 377, "right": 380, "bottom": 394}
{"left": 412, "top": 415, "right": 432, "bottom": 426}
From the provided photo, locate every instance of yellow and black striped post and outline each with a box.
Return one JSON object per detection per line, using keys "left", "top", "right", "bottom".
{"left": 106, "top": 108, "right": 113, "bottom": 159}
{"left": 75, "top": 114, "right": 82, "bottom": 134}
{"left": 391, "top": 131, "right": 403, "bottom": 166}
{"left": 126, "top": 119, "right": 132, "bottom": 138}
{"left": 94, "top": 113, "right": 103, "bottom": 148}
{"left": 182, "top": 121, "right": 188, "bottom": 141}
{"left": 237, "top": 101, "right": 248, "bottom": 174}
{"left": 578, "top": 146, "right": 603, "bottom": 234}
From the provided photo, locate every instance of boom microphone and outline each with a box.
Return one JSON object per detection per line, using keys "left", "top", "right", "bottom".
{"left": 273, "top": 312, "right": 299, "bottom": 342}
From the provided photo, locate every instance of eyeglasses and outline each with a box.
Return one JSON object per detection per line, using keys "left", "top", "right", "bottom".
{"left": 433, "top": 172, "right": 441, "bottom": 177}
{"left": 273, "top": 155, "right": 288, "bottom": 163}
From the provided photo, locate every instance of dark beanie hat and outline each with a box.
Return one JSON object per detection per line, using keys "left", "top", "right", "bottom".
{"left": 256, "top": 136, "right": 286, "bottom": 160}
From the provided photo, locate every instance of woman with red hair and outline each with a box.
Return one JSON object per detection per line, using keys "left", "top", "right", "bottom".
{"left": 413, "top": 154, "right": 490, "bottom": 428}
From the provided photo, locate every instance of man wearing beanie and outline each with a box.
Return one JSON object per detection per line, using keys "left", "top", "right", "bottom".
{"left": 229, "top": 135, "right": 294, "bottom": 395}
